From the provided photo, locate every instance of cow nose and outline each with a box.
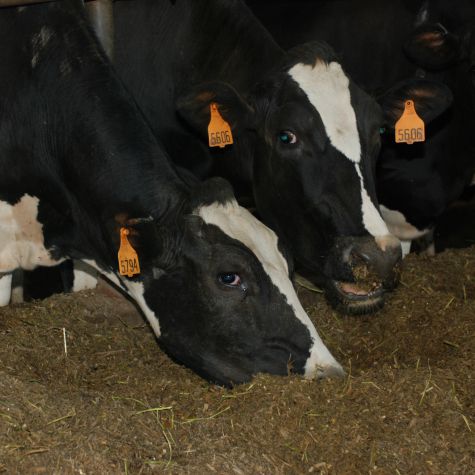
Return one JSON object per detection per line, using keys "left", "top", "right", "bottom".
{"left": 304, "top": 337, "right": 345, "bottom": 380}
{"left": 349, "top": 235, "right": 402, "bottom": 290}
{"left": 315, "top": 363, "right": 346, "bottom": 380}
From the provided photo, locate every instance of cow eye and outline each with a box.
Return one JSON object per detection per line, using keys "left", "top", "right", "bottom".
{"left": 218, "top": 272, "right": 241, "bottom": 287}
{"left": 379, "top": 127, "right": 386, "bottom": 135}
{"left": 278, "top": 130, "right": 297, "bottom": 144}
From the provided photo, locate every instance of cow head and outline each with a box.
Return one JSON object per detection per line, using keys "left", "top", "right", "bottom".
{"left": 111, "top": 178, "right": 343, "bottom": 386}
{"left": 177, "top": 42, "right": 451, "bottom": 314}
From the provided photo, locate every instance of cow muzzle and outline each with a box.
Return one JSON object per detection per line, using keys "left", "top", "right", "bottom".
{"left": 326, "top": 235, "right": 402, "bottom": 314}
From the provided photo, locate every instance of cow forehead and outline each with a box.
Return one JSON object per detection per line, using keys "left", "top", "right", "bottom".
{"left": 288, "top": 60, "right": 361, "bottom": 163}
{"left": 287, "top": 60, "right": 390, "bottom": 238}
{"left": 196, "top": 200, "right": 289, "bottom": 276}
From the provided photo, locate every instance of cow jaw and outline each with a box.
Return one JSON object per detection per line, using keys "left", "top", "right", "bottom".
{"left": 330, "top": 280, "right": 386, "bottom": 314}
{"left": 82, "top": 259, "right": 162, "bottom": 337}
{"left": 329, "top": 258, "right": 387, "bottom": 315}
{"left": 125, "top": 280, "right": 162, "bottom": 337}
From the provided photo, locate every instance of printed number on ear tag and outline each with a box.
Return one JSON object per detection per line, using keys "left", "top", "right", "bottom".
{"left": 208, "top": 103, "right": 234, "bottom": 148}
{"left": 395, "top": 99, "right": 425, "bottom": 144}
{"left": 118, "top": 227, "right": 141, "bottom": 277}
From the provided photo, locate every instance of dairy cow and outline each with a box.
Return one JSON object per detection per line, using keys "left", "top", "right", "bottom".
{"left": 247, "top": 0, "right": 471, "bottom": 255}
{"left": 0, "top": 0, "right": 344, "bottom": 385}
{"left": 111, "top": 0, "right": 452, "bottom": 314}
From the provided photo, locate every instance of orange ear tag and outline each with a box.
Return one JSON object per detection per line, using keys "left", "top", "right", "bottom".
{"left": 395, "top": 99, "right": 425, "bottom": 144}
{"left": 118, "top": 227, "right": 141, "bottom": 277}
{"left": 207, "top": 103, "right": 234, "bottom": 148}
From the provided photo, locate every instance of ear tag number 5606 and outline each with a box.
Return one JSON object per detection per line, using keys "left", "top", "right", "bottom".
{"left": 395, "top": 99, "right": 425, "bottom": 145}
{"left": 208, "top": 103, "right": 234, "bottom": 148}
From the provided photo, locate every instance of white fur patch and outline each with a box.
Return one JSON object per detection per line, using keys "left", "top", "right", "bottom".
{"left": 0, "top": 274, "right": 12, "bottom": 307}
{"left": 400, "top": 240, "right": 412, "bottom": 258}
{"left": 72, "top": 260, "right": 99, "bottom": 292}
{"left": 124, "top": 280, "right": 161, "bottom": 337}
{"left": 197, "top": 200, "right": 343, "bottom": 377}
{"left": 0, "top": 195, "right": 62, "bottom": 273}
{"left": 289, "top": 61, "right": 361, "bottom": 162}
{"left": 380, "top": 205, "right": 430, "bottom": 241}
{"left": 83, "top": 259, "right": 121, "bottom": 288}
{"left": 289, "top": 61, "right": 392, "bottom": 242}
{"left": 354, "top": 165, "right": 391, "bottom": 237}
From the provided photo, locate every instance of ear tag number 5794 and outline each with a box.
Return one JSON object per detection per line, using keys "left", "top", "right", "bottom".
{"left": 118, "top": 227, "right": 141, "bottom": 277}
{"left": 395, "top": 99, "right": 425, "bottom": 144}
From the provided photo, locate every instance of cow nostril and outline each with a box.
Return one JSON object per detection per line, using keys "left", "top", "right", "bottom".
{"left": 350, "top": 237, "right": 402, "bottom": 281}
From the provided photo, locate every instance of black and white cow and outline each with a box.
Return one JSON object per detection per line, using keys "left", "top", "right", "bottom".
{"left": 247, "top": 0, "right": 471, "bottom": 256}
{"left": 110, "top": 0, "right": 450, "bottom": 314}
{"left": 0, "top": 0, "right": 344, "bottom": 385}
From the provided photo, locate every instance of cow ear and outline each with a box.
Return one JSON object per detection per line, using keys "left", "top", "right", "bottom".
{"left": 176, "top": 81, "right": 255, "bottom": 138}
{"left": 114, "top": 214, "right": 159, "bottom": 262}
{"left": 404, "top": 23, "right": 461, "bottom": 69}
{"left": 378, "top": 78, "right": 453, "bottom": 128}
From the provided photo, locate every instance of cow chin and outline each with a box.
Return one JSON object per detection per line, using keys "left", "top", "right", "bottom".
{"left": 157, "top": 339, "right": 308, "bottom": 387}
{"left": 324, "top": 279, "right": 387, "bottom": 315}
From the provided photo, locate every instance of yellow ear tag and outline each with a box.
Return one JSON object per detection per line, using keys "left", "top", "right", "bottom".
{"left": 118, "top": 227, "right": 141, "bottom": 277}
{"left": 208, "top": 103, "right": 234, "bottom": 148}
{"left": 395, "top": 99, "right": 425, "bottom": 144}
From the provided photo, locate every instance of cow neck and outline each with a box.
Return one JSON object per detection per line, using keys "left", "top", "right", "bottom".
{"left": 114, "top": 0, "right": 283, "bottom": 105}
{"left": 186, "top": 0, "right": 283, "bottom": 87}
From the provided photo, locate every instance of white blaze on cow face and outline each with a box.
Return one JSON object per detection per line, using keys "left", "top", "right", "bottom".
{"left": 288, "top": 61, "right": 390, "bottom": 238}
{"left": 0, "top": 194, "right": 62, "bottom": 272}
{"left": 196, "top": 199, "right": 343, "bottom": 378}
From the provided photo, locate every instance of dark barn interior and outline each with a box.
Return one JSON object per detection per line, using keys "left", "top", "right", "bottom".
{"left": 0, "top": 1, "right": 474, "bottom": 473}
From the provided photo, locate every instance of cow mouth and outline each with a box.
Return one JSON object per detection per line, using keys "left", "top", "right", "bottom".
{"left": 328, "top": 279, "right": 386, "bottom": 314}
{"left": 327, "top": 258, "right": 388, "bottom": 314}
